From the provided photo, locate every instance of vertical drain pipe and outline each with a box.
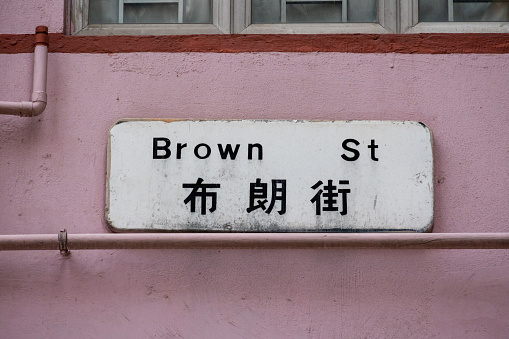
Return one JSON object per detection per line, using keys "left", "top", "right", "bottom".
{"left": 0, "top": 26, "right": 49, "bottom": 117}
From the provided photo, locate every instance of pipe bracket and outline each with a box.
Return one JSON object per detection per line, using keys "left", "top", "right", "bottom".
{"left": 58, "top": 229, "right": 70, "bottom": 256}
{"left": 35, "top": 26, "right": 49, "bottom": 46}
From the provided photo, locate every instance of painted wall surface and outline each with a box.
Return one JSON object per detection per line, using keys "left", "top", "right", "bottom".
{"left": 1, "top": 2, "right": 509, "bottom": 337}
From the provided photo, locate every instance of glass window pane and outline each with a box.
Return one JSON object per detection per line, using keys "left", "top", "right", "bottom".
{"left": 89, "top": 0, "right": 212, "bottom": 24}
{"left": 348, "top": 0, "right": 377, "bottom": 22}
{"left": 252, "top": 0, "right": 377, "bottom": 23}
{"left": 184, "top": 0, "right": 212, "bottom": 23}
{"left": 90, "top": 0, "right": 119, "bottom": 24}
{"left": 419, "top": 0, "right": 509, "bottom": 22}
{"left": 287, "top": 2, "right": 344, "bottom": 23}
{"left": 252, "top": 0, "right": 281, "bottom": 23}
{"left": 124, "top": 3, "right": 179, "bottom": 23}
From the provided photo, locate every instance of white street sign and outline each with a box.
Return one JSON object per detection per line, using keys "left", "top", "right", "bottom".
{"left": 107, "top": 120, "right": 433, "bottom": 232}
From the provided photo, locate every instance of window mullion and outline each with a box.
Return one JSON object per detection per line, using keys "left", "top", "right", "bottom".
{"left": 381, "top": 0, "right": 398, "bottom": 33}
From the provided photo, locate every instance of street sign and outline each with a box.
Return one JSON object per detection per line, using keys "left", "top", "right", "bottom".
{"left": 107, "top": 120, "right": 433, "bottom": 232}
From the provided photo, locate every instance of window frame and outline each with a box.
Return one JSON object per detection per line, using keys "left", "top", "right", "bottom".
{"left": 70, "top": 0, "right": 231, "bottom": 35}
{"left": 400, "top": 0, "right": 509, "bottom": 33}
{"left": 233, "top": 0, "right": 397, "bottom": 33}
{"left": 68, "top": 0, "right": 509, "bottom": 35}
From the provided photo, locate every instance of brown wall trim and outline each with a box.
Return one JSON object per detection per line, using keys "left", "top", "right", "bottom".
{"left": 1, "top": 33, "right": 509, "bottom": 54}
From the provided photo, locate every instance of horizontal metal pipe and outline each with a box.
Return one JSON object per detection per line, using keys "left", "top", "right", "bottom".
{"left": 1, "top": 233, "right": 509, "bottom": 251}
{"left": 0, "top": 234, "right": 59, "bottom": 251}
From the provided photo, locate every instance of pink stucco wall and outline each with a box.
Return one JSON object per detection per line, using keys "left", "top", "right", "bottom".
{"left": 1, "top": 2, "right": 509, "bottom": 336}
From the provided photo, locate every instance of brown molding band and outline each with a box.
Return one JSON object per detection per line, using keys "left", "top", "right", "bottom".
{"left": 1, "top": 33, "right": 509, "bottom": 54}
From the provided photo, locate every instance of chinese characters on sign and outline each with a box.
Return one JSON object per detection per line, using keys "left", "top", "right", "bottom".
{"left": 182, "top": 178, "right": 220, "bottom": 214}
{"left": 107, "top": 120, "right": 434, "bottom": 232}
{"left": 246, "top": 179, "right": 286, "bottom": 215}
{"left": 310, "top": 180, "right": 350, "bottom": 216}
{"left": 181, "top": 178, "right": 351, "bottom": 216}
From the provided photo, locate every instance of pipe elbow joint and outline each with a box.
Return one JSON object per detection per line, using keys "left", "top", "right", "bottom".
{"left": 0, "top": 26, "right": 49, "bottom": 117}
{"left": 16, "top": 100, "right": 46, "bottom": 117}
{"left": 30, "top": 100, "right": 47, "bottom": 117}
{"left": 27, "top": 91, "right": 47, "bottom": 116}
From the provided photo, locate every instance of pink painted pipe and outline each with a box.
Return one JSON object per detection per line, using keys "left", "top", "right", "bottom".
{"left": 1, "top": 232, "right": 509, "bottom": 252}
{"left": 0, "top": 26, "right": 48, "bottom": 117}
